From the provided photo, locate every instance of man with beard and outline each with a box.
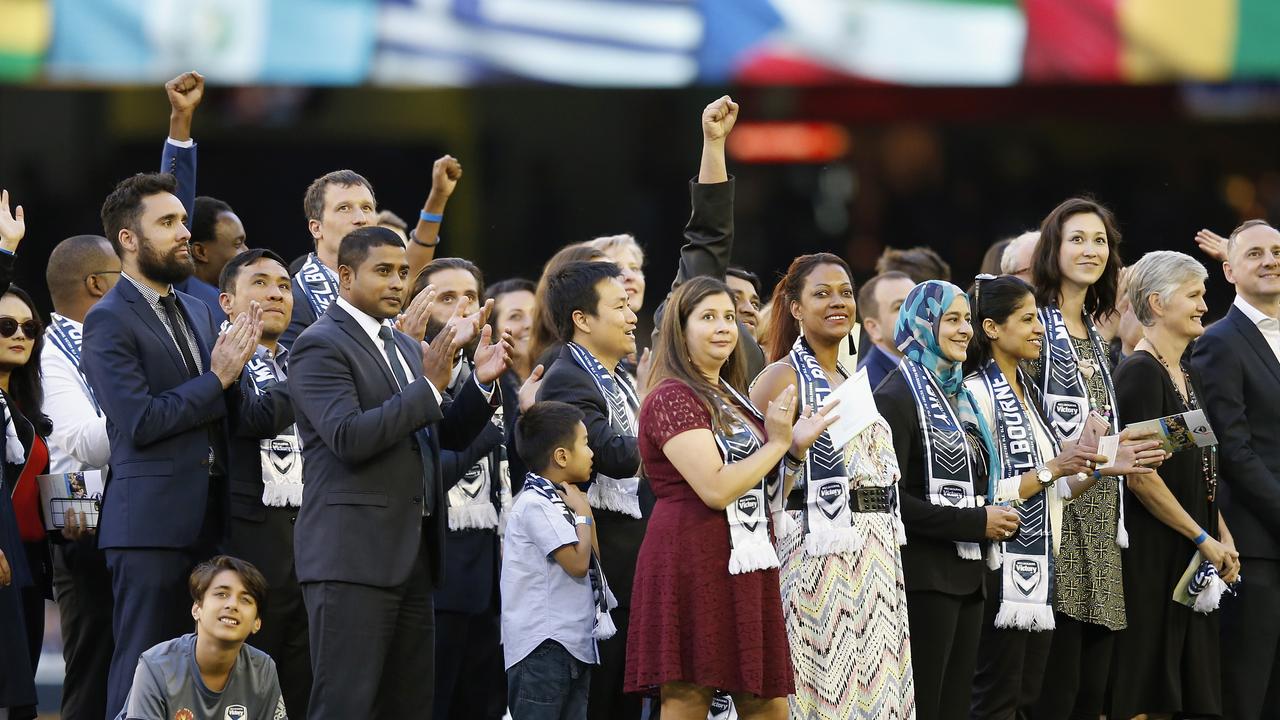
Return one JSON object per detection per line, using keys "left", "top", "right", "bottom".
{"left": 415, "top": 257, "right": 511, "bottom": 720}
{"left": 83, "top": 172, "right": 262, "bottom": 718}
{"left": 217, "top": 248, "right": 312, "bottom": 717}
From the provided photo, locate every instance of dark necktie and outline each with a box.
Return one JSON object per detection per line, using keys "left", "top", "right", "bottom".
{"left": 158, "top": 293, "right": 199, "bottom": 378}
{"left": 378, "top": 325, "right": 436, "bottom": 517}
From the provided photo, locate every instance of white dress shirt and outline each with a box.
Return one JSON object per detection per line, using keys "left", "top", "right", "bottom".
{"left": 1233, "top": 294, "right": 1280, "bottom": 365}
{"left": 41, "top": 314, "right": 111, "bottom": 473}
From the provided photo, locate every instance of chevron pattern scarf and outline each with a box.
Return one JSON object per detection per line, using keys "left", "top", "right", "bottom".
{"left": 566, "top": 342, "right": 643, "bottom": 518}
{"left": 713, "top": 380, "right": 782, "bottom": 574}
{"left": 293, "top": 252, "right": 339, "bottom": 319}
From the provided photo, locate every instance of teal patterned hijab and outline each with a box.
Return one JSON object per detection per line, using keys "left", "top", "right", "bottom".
{"left": 895, "top": 280, "right": 1000, "bottom": 487}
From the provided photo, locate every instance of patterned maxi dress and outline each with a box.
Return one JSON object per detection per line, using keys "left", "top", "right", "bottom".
{"left": 778, "top": 418, "right": 917, "bottom": 719}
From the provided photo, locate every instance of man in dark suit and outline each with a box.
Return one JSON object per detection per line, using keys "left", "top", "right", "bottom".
{"left": 856, "top": 271, "right": 917, "bottom": 390}
{"left": 82, "top": 172, "right": 262, "bottom": 718}
{"left": 288, "top": 226, "right": 509, "bottom": 718}
{"left": 217, "top": 248, "right": 312, "bottom": 717}
{"left": 1192, "top": 219, "right": 1280, "bottom": 720}
{"left": 537, "top": 260, "right": 643, "bottom": 720}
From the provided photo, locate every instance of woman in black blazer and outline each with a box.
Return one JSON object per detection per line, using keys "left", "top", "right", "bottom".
{"left": 873, "top": 280, "right": 1019, "bottom": 720}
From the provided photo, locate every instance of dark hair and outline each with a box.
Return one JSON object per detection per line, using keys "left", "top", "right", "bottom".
{"left": 765, "top": 253, "right": 854, "bottom": 362}
{"left": 219, "top": 248, "right": 290, "bottom": 294}
{"left": 530, "top": 243, "right": 608, "bottom": 364}
{"left": 414, "top": 257, "right": 485, "bottom": 302}
{"left": 337, "top": 226, "right": 404, "bottom": 270}
{"left": 516, "top": 401, "right": 585, "bottom": 474}
{"left": 1032, "top": 196, "right": 1123, "bottom": 320}
{"left": 0, "top": 285, "right": 49, "bottom": 436}
{"left": 100, "top": 173, "right": 179, "bottom": 256}
{"left": 545, "top": 261, "right": 622, "bottom": 344}
{"left": 188, "top": 555, "right": 269, "bottom": 608}
{"left": 980, "top": 238, "right": 1012, "bottom": 276}
{"left": 303, "top": 169, "right": 375, "bottom": 224}
{"left": 190, "top": 196, "right": 234, "bottom": 247}
{"left": 875, "top": 246, "right": 951, "bottom": 283}
{"left": 488, "top": 278, "right": 536, "bottom": 300}
{"left": 856, "top": 270, "right": 912, "bottom": 324}
{"left": 46, "top": 235, "right": 113, "bottom": 305}
{"left": 963, "top": 275, "right": 1037, "bottom": 375}
{"left": 647, "top": 277, "right": 746, "bottom": 429}
{"left": 726, "top": 267, "right": 762, "bottom": 295}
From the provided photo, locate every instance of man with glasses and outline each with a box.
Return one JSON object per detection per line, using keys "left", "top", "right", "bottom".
{"left": 41, "top": 233, "right": 122, "bottom": 719}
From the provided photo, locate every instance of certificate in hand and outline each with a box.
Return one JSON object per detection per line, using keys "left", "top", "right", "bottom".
{"left": 822, "top": 367, "right": 879, "bottom": 449}
{"left": 1124, "top": 408, "right": 1218, "bottom": 454}
{"left": 37, "top": 469, "right": 105, "bottom": 529}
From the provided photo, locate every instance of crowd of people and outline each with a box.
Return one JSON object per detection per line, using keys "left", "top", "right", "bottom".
{"left": 0, "top": 71, "right": 1277, "bottom": 720}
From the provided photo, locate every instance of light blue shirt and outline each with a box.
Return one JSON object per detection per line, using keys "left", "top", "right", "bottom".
{"left": 501, "top": 487, "right": 598, "bottom": 669}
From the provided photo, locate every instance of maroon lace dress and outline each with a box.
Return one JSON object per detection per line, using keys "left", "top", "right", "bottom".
{"left": 624, "top": 379, "right": 794, "bottom": 699}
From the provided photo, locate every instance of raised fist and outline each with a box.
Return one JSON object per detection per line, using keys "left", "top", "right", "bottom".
{"left": 702, "top": 95, "right": 739, "bottom": 143}
{"left": 165, "top": 71, "right": 205, "bottom": 115}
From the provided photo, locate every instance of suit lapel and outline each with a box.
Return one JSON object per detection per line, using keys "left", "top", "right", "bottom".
{"left": 328, "top": 304, "right": 401, "bottom": 394}
{"left": 1228, "top": 306, "right": 1280, "bottom": 386}
{"left": 118, "top": 280, "right": 191, "bottom": 377}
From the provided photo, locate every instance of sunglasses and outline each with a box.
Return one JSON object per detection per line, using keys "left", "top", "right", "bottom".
{"left": 0, "top": 317, "right": 39, "bottom": 340}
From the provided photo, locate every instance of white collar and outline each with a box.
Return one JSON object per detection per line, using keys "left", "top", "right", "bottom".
{"left": 49, "top": 312, "right": 83, "bottom": 330}
{"left": 336, "top": 296, "right": 391, "bottom": 344}
{"left": 1234, "top": 294, "right": 1280, "bottom": 328}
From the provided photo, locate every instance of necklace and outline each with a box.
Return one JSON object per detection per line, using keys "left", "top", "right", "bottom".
{"left": 1143, "top": 341, "right": 1218, "bottom": 503}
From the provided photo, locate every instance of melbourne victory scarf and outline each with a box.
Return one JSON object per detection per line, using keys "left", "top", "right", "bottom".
{"left": 523, "top": 473, "right": 618, "bottom": 639}
{"left": 446, "top": 359, "right": 512, "bottom": 531}
{"left": 1037, "top": 305, "right": 1127, "bottom": 547}
{"left": 711, "top": 381, "right": 782, "bottom": 574}
{"left": 294, "top": 252, "right": 339, "bottom": 319}
{"left": 47, "top": 313, "right": 100, "bottom": 415}
{"left": 978, "top": 361, "right": 1056, "bottom": 630}
{"left": 566, "top": 342, "right": 643, "bottom": 518}
{"left": 244, "top": 348, "right": 303, "bottom": 507}
{"left": 788, "top": 336, "right": 861, "bottom": 556}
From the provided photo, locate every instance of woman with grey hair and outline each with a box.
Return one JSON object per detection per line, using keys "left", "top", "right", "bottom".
{"left": 1110, "top": 250, "right": 1238, "bottom": 719}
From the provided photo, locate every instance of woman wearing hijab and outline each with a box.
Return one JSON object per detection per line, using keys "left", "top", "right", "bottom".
{"left": 873, "top": 280, "right": 1018, "bottom": 720}
{"left": 751, "top": 253, "right": 914, "bottom": 719}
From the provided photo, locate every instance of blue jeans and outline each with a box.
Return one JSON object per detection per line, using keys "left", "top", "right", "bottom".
{"left": 507, "top": 640, "right": 592, "bottom": 720}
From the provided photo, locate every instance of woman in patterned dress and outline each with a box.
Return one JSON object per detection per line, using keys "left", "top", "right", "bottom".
{"left": 751, "top": 254, "right": 915, "bottom": 720}
{"left": 1025, "top": 197, "right": 1131, "bottom": 719}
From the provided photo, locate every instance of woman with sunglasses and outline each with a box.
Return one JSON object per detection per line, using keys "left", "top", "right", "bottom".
{"left": 961, "top": 275, "right": 1160, "bottom": 719}
{"left": 0, "top": 189, "right": 43, "bottom": 718}
{"left": 1025, "top": 197, "right": 1129, "bottom": 720}
{"left": 872, "top": 280, "right": 1018, "bottom": 720}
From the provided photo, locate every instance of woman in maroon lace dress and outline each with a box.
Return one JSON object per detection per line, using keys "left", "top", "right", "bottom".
{"left": 624, "top": 277, "right": 835, "bottom": 719}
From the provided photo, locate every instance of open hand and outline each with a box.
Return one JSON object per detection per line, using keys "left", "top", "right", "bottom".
{"left": 395, "top": 285, "right": 436, "bottom": 341}
{"left": 558, "top": 482, "right": 592, "bottom": 516}
{"left": 61, "top": 507, "right": 93, "bottom": 541}
{"left": 165, "top": 71, "right": 205, "bottom": 115}
{"left": 0, "top": 188, "right": 26, "bottom": 251}
{"left": 1050, "top": 441, "right": 1109, "bottom": 478}
{"left": 211, "top": 305, "right": 263, "bottom": 388}
{"left": 789, "top": 399, "right": 841, "bottom": 456}
{"left": 422, "top": 322, "right": 458, "bottom": 392}
{"left": 1194, "top": 229, "right": 1227, "bottom": 263}
{"left": 472, "top": 325, "right": 513, "bottom": 386}
{"left": 764, "top": 385, "right": 797, "bottom": 449}
{"left": 702, "top": 95, "right": 739, "bottom": 143}
{"left": 635, "top": 347, "right": 653, "bottom": 397}
{"left": 448, "top": 297, "right": 493, "bottom": 348}
{"left": 519, "top": 364, "right": 545, "bottom": 411}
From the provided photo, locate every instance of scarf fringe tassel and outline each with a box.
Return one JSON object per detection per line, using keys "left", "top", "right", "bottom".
{"left": 957, "top": 541, "right": 983, "bottom": 561}
{"left": 588, "top": 482, "right": 642, "bottom": 519}
{"left": 262, "top": 482, "right": 303, "bottom": 508}
{"left": 805, "top": 526, "right": 864, "bottom": 558}
{"left": 448, "top": 503, "right": 499, "bottom": 532}
{"left": 1192, "top": 576, "right": 1227, "bottom": 614}
{"left": 995, "top": 602, "right": 1057, "bottom": 631}
{"left": 728, "top": 541, "right": 781, "bottom": 575}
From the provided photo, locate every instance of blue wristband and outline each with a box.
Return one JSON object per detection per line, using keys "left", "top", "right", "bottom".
{"left": 419, "top": 210, "right": 444, "bottom": 223}
{"left": 1193, "top": 529, "right": 1209, "bottom": 545}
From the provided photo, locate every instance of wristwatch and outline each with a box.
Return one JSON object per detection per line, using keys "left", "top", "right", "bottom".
{"left": 1035, "top": 466, "right": 1054, "bottom": 486}
{"left": 574, "top": 515, "right": 593, "bottom": 527}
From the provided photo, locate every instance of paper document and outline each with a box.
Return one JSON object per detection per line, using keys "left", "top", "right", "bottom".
{"left": 822, "top": 367, "right": 879, "bottom": 449}
{"left": 1124, "top": 408, "right": 1217, "bottom": 454}
{"left": 37, "top": 469, "right": 105, "bottom": 529}
{"left": 1097, "top": 434, "right": 1120, "bottom": 471}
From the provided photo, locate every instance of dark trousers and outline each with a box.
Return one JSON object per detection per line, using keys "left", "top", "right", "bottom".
{"left": 104, "top": 545, "right": 215, "bottom": 719}
{"left": 303, "top": 534, "right": 435, "bottom": 720}
{"left": 1029, "top": 613, "right": 1115, "bottom": 720}
{"left": 52, "top": 541, "right": 114, "bottom": 720}
{"left": 970, "top": 572, "right": 1053, "bottom": 720}
{"left": 587, "top": 606, "right": 641, "bottom": 720}
{"left": 1222, "top": 557, "right": 1280, "bottom": 720}
{"left": 433, "top": 609, "right": 505, "bottom": 720}
{"left": 907, "top": 588, "right": 985, "bottom": 720}
{"left": 508, "top": 639, "right": 591, "bottom": 720}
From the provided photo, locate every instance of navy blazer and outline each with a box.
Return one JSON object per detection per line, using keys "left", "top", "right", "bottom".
{"left": 859, "top": 344, "right": 899, "bottom": 393}
{"left": 288, "top": 302, "right": 497, "bottom": 588}
{"left": 82, "top": 279, "right": 227, "bottom": 550}
{"left": 161, "top": 138, "right": 227, "bottom": 324}
{"left": 280, "top": 285, "right": 318, "bottom": 351}
{"left": 1191, "top": 305, "right": 1280, "bottom": 559}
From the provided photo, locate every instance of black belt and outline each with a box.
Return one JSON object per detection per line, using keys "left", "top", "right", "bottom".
{"left": 785, "top": 484, "right": 896, "bottom": 513}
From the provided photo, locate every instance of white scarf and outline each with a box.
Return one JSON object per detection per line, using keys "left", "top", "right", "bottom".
{"left": 566, "top": 342, "right": 643, "bottom": 518}
{"left": 244, "top": 347, "right": 302, "bottom": 507}
{"left": 446, "top": 360, "right": 512, "bottom": 531}
{"left": 712, "top": 381, "right": 782, "bottom": 574}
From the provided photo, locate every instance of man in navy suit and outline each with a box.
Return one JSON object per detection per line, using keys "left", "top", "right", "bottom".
{"left": 288, "top": 226, "right": 510, "bottom": 718}
{"left": 82, "top": 172, "right": 261, "bottom": 719}
{"left": 1192, "top": 219, "right": 1280, "bottom": 720}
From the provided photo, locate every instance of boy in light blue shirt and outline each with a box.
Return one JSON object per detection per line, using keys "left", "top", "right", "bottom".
{"left": 503, "top": 401, "right": 616, "bottom": 720}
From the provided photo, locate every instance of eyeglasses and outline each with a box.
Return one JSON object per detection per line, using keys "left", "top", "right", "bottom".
{"left": 0, "top": 317, "right": 39, "bottom": 340}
